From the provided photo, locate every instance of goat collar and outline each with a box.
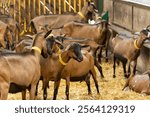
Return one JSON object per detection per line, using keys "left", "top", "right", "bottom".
{"left": 78, "top": 12, "right": 86, "bottom": 20}
{"left": 59, "top": 54, "right": 67, "bottom": 66}
{"left": 56, "top": 45, "right": 61, "bottom": 54}
{"left": 134, "top": 39, "right": 140, "bottom": 50}
{"left": 31, "top": 46, "right": 41, "bottom": 54}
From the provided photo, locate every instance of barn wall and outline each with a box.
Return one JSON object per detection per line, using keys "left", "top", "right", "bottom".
{"left": 103, "top": 0, "right": 150, "bottom": 73}
{"left": 113, "top": 2, "right": 132, "bottom": 30}
{"left": 103, "top": 0, "right": 150, "bottom": 32}
{"left": 133, "top": 7, "right": 150, "bottom": 31}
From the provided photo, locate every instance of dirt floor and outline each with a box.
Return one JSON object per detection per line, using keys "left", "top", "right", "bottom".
{"left": 8, "top": 60, "right": 150, "bottom": 100}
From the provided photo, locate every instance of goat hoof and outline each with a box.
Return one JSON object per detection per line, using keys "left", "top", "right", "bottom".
{"left": 122, "top": 87, "right": 129, "bottom": 91}
{"left": 113, "top": 75, "right": 116, "bottom": 78}
{"left": 43, "top": 94, "right": 47, "bottom": 100}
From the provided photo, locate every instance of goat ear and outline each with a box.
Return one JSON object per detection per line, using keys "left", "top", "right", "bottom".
{"left": 44, "top": 30, "right": 52, "bottom": 38}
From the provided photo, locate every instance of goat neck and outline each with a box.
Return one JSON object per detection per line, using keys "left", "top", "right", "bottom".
{"left": 134, "top": 36, "right": 145, "bottom": 49}
{"left": 58, "top": 51, "right": 70, "bottom": 66}
{"left": 31, "top": 36, "right": 43, "bottom": 61}
{"left": 76, "top": 4, "right": 88, "bottom": 22}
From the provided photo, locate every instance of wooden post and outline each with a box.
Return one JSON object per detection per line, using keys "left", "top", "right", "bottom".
{"left": 74, "top": 0, "right": 76, "bottom": 13}
{"left": 38, "top": 0, "right": 41, "bottom": 15}
{"left": 64, "top": 0, "right": 66, "bottom": 12}
{"left": 18, "top": 0, "right": 21, "bottom": 24}
{"left": 59, "top": 0, "right": 61, "bottom": 14}
{"left": 79, "top": 0, "right": 81, "bottom": 11}
{"left": 49, "top": 0, "right": 51, "bottom": 14}
{"left": 24, "top": 0, "right": 27, "bottom": 32}
{"left": 13, "top": 0, "right": 16, "bottom": 20}
{"left": 84, "top": 0, "right": 86, "bottom": 6}
{"left": 54, "top": 0, "right": 56, "bottom": 14}
{"left": 69, "top": 0, "right": 71, "bottom": 12}
{"left": 43, "top": 0, "right": 46, "bottom": 14}
{"left": 33, "top": 0, "right": 35, "bottom": 17}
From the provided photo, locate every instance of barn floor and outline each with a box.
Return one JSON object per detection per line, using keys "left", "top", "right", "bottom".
{"left": 8, "top": 60, "right": 150, "bottom": 100}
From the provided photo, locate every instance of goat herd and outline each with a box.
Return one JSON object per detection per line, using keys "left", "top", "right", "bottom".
{"left": 0, "top": 1, "right": 150, "bottom": 100}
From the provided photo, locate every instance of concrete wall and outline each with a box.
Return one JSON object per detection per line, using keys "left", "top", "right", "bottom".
{"left": 103, "top": 0, "right": 150, "bottom": 32}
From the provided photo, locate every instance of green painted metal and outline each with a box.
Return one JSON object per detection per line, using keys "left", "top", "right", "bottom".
{"left": 98, "top": 0, "right": 103, "bottom": 13}
{"left": 101, "top": 11, "right": 109, "bottom": 21}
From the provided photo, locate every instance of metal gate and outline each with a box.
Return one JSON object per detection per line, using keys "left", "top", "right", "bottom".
{"left": 0, "top": 0, "right": 92, "bottom": 33}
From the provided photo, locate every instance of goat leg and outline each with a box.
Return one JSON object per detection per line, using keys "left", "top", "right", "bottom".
{"left": 113, "top": 55, "right": 116, "bottom": 78}
{"left": 122, "top": 78, "right": 130, "bottom": 91}
{"left": 65, "top": 77, "right": 70, "bottom": 100}
{"left": 127, "top": 61, "right": 131, "bottom": 78}
{"left": 42, "top": 77, "right": 49, "bottom": 100}
{"left": 22, "top": 90, "right": 26, "bottom": 100}
{"left": 105, "top": 48, "right": 108, "bottom": 62}
{"left": 35, "top": 80, "right": 40, "bottom": 96}
{"left": 0, "top": 82, "right": 9, "bottom": 100}
{"left": 53, "top": 79, "right": 61, "bottom": 100}
{"left": 98, "top": 47, "right": 103, "bottom": 63}
{"left": 29, "top": 85, "right": 36, "bottom": 100}
{"left": 122, "top": 61, "right": 128, "bottom": 78}
{"left": 90, "top": 67, "right": 100, "bottom": 94}
{"left": 85, "top": 74, "right": 92, "bottom": 95}
{"left": 132, "top": 60, "right": 137, "bottom": 76}
{"left": 94, "top": 58, "right": 104, "bottom": 78}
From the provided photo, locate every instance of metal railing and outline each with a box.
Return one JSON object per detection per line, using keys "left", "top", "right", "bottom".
{"left": 0, "top": 0, "right": 91, "bottom": 33}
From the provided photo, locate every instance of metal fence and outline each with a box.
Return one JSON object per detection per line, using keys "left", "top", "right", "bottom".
{"left": 0, "top": 0, "right": 92, "bottom": 32}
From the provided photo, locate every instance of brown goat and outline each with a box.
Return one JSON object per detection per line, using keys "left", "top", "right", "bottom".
{"left": 0, "top": 30, "right": 57, "bottom": 100}
{"left": 55, "top": 20, "right": 109, "bottom": 77}
{"left": 0, "top": 20, "right": 13, "bottom": 49}
{"left": 14, "top": 35, "right": 100, "bottom": 100}
{"left": 88, "top": 11, "right": 118, "bottom": 62}
{"left": 57, "top": 36, "right": 104, "bottom": 78}
{"left": 112, "top": 29, "right": 150, "bottom": 78}
{"left": 40, "top": 42, "right": 99, "bottom": 100}
{"left": 122, "top": 71, "right": 150, "bottom": 95}
{"left": 30, "top": 2, "right": 97, "bottom": 33}
{"left": 15, "top": 35, "right": 34, "bottom": 53}
{"left": 0, "top": 14, "right": 19, "bottom": 49}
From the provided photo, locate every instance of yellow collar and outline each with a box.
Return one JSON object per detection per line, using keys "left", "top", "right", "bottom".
{"left": 59, "top": 54, "right": 67, "bottom": 66}
{"left": 56, "top": 46, "right": 67, "bottom": 65}
{"left": 56, "top": 45, "right": 61, "bottom": 54}
{"left": 19, "top": 30, "right": 25, "bottom": 36}
{"left": 78, "top": 12, "right": 86, "bottom": 20}
{"left": 134, "top": 39, "right": 140, "bottom": 50}
{"left": 31, "top": 46, "right": 41, "bottom": 54}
